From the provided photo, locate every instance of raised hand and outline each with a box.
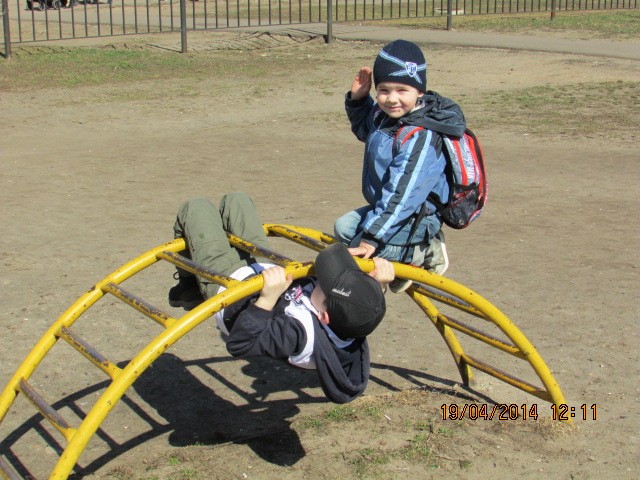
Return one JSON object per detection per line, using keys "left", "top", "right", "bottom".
{"left": 351, "top": 66, "right": 373, "bottom": 101}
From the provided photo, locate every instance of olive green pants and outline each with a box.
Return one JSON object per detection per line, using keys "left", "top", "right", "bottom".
{"left": 173, "top": 192, "right": 271, "bottom": 298}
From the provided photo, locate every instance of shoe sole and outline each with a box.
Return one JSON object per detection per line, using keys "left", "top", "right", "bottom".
{"left": 168, "top": 298, "right": 203, "bottom": 311}
{"left": 389, "top": 279, "right": 413, "bottom": 294}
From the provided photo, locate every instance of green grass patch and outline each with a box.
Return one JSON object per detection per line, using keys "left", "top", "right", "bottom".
{"left": 0, "top": 46, "right": 314, "bottom": 91}
{"left": 365, "top": 10, "right": 640, "bottom": 39}
{"left": 297, "top": 402, "right": 382, "bottom": 430}
{"left": 470, "top": 80, "right": 639, "bottom": 137}
{"left": 324, "top": 402, "right": 384, "bottom": 421}
{"left": 0, "top": 49, "right": 195, "bottom": 90}
{"left": 325, "top": 404, "right": 360, "bottom": 421}
{"left": 298, "top": 416, "right": 328, "bottom": 430}
{"left": 349, "top": 447, "right": 392, "bottom": 477}
{"left": 176, "top": 468, "right": 199, "bottom": 479}
{"left": 402, "top": 432, "right": 433, "bottom": 461}
{"left": 460, "top": 459, "right": 473, "bottom": 469}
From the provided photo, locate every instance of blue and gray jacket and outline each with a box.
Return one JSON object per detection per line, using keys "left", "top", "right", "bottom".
{"left": 345, "top": 90, "right": 467, "bottom": 248}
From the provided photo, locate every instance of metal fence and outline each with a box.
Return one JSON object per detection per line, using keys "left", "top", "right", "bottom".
{"left": 2, "top": 0, "right": 638, "bottom": 53}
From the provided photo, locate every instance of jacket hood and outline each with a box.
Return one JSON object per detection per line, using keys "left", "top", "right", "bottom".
{"left": 312, "top": 320, "right": 370, "bottom": 404}
{"left": 403, "top": 90, "right": 467, "bottom": 137}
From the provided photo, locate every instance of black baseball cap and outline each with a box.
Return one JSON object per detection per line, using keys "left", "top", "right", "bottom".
{"left": 314, "top": 243, "right": 386, "bottom": 340}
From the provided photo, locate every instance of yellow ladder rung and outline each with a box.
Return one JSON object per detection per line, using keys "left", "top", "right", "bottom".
{"left": 264, "top": 225, "right": 331, "bottom": 252}
{"left": 18, "top": 379, "right": 77, "bottom": 442}
{"left": 226, "top": 233, "right": 298, "bottom": 265}
{"left": 265, "top": 224, "right": 337, "bottom": 245}
{"left": 57, "top": 326, "right": 123, "bottom": 380}
{"left": 414, "top": 284, "right": 487, "bottom": 319}
{"left": 0, "top": 456, "right": 21, "bottom": 480}
{"left": 156, "top": 252, "right": 238, "bottom": 288}
{"left": 461, "top": 354, "right": 552, "bottom": 402}
{"left": 436, "top": 313, "right": 525, "bottom": 359}
{"left": 0, "top": 228, "right": 571, "bottom": 480}
{"left": 101, "top": 283, "right": 176, "bottom": 329}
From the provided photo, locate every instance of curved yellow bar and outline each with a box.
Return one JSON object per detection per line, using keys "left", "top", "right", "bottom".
{"left": 51, "top": 262, "right": 313, "bottom": 479}
{"left": 0, "top": 225, "right": 569, "bottom": 480}
{"left": 393, "top": 262, "right": 568, "bottom": 409}
{"left": 0, "top": 239, "right": 186, "bottom": 425}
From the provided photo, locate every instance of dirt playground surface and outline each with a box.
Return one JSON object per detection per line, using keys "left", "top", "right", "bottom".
{"left": 0, "top": 32, "right": 638, "bottom": 479}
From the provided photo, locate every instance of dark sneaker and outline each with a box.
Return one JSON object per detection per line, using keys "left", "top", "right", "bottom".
{"left": 388, "top": 278, "right": 413, "bottom": 294}
{"left": 169, "top": 275, "right": 204, "bottom": 310}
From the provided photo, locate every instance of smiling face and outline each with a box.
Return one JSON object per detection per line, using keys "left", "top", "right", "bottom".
{"left": 375, "top": 82, "right": 422, "bottom": 119}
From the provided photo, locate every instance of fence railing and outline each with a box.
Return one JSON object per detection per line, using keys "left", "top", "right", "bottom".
{"left": 2, "top": 0, "right": 638, "bottom": 57}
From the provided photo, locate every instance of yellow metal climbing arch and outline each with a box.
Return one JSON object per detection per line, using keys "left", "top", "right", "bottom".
{"left": 0, "top": 225, "right": 568, "bottom": 480}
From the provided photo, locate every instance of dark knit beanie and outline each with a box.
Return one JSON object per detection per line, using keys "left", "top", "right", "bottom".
{"left": 373, "top": 40, "right": 427, "bottom": 92}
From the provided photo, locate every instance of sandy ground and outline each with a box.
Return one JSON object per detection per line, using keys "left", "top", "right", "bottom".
{"left": 0, "top": 32, "right": 639, "bottom": 479}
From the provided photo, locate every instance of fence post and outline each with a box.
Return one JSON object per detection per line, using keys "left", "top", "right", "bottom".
{"left": 2, "top": 0, "right": 11, "bottom": 59}
{"left": 180, "top": 0, "right": 188, "bottom": 53}
{"left": 326, "top": 0, "right": 333, "bottom": 44}
{"left": 550, "top": 0, "right": 556, "bottom": 20}
{"left": 446, "top": 0, "right": 453, "bottom": 30}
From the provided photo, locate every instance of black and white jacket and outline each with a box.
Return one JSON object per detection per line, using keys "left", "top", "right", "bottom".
{"left": 218, "top": 276, "right": 371, "bottom": 404}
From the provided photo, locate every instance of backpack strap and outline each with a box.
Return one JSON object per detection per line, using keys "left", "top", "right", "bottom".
{"left": 393, "top": 125, "right": 425, "bottom": 156}
{"left": 406, "top": 203, "right": 428, "bottom": 246}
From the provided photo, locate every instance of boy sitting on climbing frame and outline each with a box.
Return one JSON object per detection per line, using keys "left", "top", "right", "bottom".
{"left": 168, "top": 192, "right": 395, "bottom": 403}
{"left": 335, "top": 39, "right": 466, "bottom": 291}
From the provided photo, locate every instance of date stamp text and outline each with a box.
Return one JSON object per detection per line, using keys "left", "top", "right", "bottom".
{"left": 440, "top": 403, "right": 597, "bottom": 421}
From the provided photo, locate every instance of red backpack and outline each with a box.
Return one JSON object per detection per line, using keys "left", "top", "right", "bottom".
{"left": 394, "top": 126, "right": 488, "bottom": 229}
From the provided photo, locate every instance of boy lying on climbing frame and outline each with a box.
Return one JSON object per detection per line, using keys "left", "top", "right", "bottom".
{"left": 168, "top": 192, "right": 395, "bottom": 403}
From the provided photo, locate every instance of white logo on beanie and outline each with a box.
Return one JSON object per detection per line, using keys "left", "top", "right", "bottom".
{"left": 378, "top": 50, "right": 426, "bottom": 85}
{"left": 332, "top": 288, "right": 352, "bottom": 298}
